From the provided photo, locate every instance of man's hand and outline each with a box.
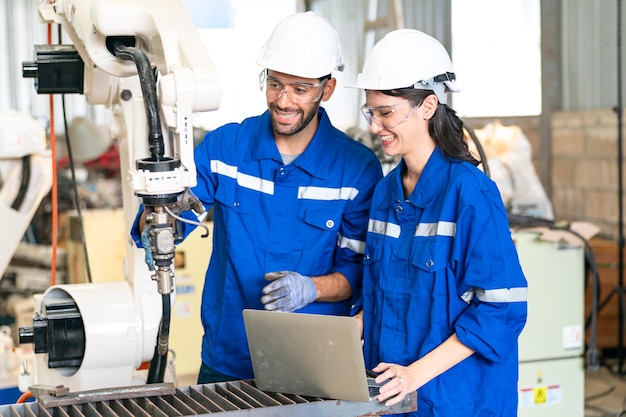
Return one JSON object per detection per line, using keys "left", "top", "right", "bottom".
{"left": 261, "top": 271, "right": 317, "bottom": 312}
{"left": 140, "top": 226, "right": 155, "bottom": 271}
{"left": 170, "top": 188, "right": 205, "bottom": 215}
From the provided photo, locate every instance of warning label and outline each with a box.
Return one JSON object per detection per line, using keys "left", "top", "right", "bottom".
{"left": 519, "top": 384, "right": 562, "bottom": 408}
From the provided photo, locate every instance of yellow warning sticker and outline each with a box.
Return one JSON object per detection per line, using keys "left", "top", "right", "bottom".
{"left": 533, "top": 387, "right": 547, "bottom": 404}
{"left": 519, "top": 385, "right": 562, "bottom": 408}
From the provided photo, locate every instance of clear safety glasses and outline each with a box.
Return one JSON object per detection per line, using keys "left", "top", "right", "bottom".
{"left": 360, "top": 99, "right": 421, "bottom": 130}
{"left": 259, "top": 70, "right": 326, "bottom": 104}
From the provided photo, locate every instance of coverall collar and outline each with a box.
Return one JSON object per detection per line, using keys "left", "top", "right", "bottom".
{"left": 381, "top": 146, "right": 447, "bottom": 209}
{"left": 246, "top": 108, "right": 335, "bottom": 180}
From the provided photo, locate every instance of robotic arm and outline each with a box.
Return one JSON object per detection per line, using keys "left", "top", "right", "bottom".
{"left": 19, "top": 0, "right": 220, "bottom": 391}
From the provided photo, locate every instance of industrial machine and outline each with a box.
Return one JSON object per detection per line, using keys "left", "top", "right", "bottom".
{"left": 514, "top": 230, "right": 585, "bottom": 417}
{"left": 17, "top": 0, "right": 220, "bottom": 391}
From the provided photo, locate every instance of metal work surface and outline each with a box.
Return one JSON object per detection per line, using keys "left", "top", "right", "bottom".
{"left": 0, "top": 380, "right": 416, "bottom": 417}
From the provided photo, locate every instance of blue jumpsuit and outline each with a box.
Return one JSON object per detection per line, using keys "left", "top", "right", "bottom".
{"left": 134, "top": 108, "right": 383, "bottom": 379}
{"left": 361, "top": 148, "right": 527, "bottom": 417}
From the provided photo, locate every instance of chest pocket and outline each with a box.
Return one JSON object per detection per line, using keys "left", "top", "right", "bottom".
{"left": 409, "top": 236, "right": 452, "bottom": 273}
{"left": 303, "top": 204, "right": 342, "bottom": 232}
{"left": 409, "top": 236, "right": 453, "bottom": 323}
{"left": 362, "top": 238, "right": 385, "bottom": 311}
{"left": 214, "top": 180, "right": 257, "bottom": 215}
{"left": 214, "top": 181, "right": 260, "bottom": 261}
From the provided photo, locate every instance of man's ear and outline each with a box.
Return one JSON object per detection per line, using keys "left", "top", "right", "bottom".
{"left": 320, "top": 78, "right": 337, "bottom": 102}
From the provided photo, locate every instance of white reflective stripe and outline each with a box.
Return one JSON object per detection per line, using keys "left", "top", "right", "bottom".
{"left": 210, "top": 160, "right": 274, "bottom": 195}
{"left": 298, "top": 186, "right": 359, "bottom": 201}
{"left": 461, "top": 287, "right": 528, "bottom": 304}
{"left": 238, "top": 172, "right": 274, "bottom": 194}
{"left": 415, "top": 221, "right": 456, "bottom": 237}
{"left": 337, "top": 233, "right": 365, "bottom": 254}
{"left": 368, "top": 219, "right": 401, "bottom": 238}
{"left": 211, "top": 160, "right": 237, "bottom": 178}
{"left": 197, "top": 211, "right": 209, "bottom": 222}
{"left": 460, "top": 288, "right": 474, "bottom": 304}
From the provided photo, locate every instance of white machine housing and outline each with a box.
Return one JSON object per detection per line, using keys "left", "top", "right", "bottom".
{"left": 514, "top": 231, "right": 585, "bottom": 417}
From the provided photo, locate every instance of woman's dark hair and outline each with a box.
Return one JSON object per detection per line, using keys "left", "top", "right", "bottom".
{"left": 380, "top": 88, "right": 480, "bottom": 166}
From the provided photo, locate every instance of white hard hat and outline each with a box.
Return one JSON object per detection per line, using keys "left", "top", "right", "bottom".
{"left": 349, "top": 29, "right": 459, "bottom": 104}
{"left": 257, "top": 11, "right": 344, "bottom": 79}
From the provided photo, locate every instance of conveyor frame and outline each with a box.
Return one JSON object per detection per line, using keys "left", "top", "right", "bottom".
{"left": 0, "top": 380, "right": 417, "bottom": 417}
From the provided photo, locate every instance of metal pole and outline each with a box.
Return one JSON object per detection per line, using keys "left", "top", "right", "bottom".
{"left": 617, "top": 0, "right": 624, "bottom": 376}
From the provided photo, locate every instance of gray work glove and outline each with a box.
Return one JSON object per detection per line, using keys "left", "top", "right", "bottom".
{"left": 140, "top": 226, "right": 155, "bottom": 271}
{"left": 261, "top": 271, "right": 317, "bottom": 312}
{"left": 170, "top": 188, "right": 205, "bottom": 215}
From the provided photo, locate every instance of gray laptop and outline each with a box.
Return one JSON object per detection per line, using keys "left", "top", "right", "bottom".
{"left": 242, "top": 309, "right": 381, "bottom": 402}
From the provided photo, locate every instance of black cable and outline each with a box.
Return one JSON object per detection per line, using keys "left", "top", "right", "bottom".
{"left": 10, "top": 156, "right": 31, "bottom": 210}
{"left": 463, "top": 123, "right": 491, "bottom": 178}
{"left": 57, "top": 24, "right": 93, "bottom": 284}
{"left": 594, "top": 0, "right": 626, "bottom": 376}
{"left": 111, "top": 42, "right": 165, "bottom": 162}
{"left": 61, "top": 96, "right": 93, "bottom": 284}
{"left": 147, "top": 293, "right": 171, "bottom": 384}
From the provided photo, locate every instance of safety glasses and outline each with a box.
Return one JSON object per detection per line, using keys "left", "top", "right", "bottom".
{"left": 360, "top": 99, "right": 421, "bottom": 130}
{"left": 259, "top": 70, "right": 326, "bottom": 104}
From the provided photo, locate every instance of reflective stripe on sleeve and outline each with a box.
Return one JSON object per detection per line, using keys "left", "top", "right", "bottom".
{"left": 298, "top": 186, "right": 359, "bottom": 201}
{"left": 415, "top": 221, "right": 456, "bottom": 237}
{"left": 461, "top": 287, "right": 528, "bottom": 304}
{"left": 368, "top": 219, "right": 401, "bottom": 238}
{"left": 337, "top": 233, "right": 365, "bottom": 254}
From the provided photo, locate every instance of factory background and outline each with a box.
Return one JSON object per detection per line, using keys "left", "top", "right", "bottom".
{"left": 0, "top": 0, "right": 625, "bottom": 416}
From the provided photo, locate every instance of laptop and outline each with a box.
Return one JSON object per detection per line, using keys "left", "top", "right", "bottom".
{"left": 242, "top": 309, "right": 382, "bottom": 402}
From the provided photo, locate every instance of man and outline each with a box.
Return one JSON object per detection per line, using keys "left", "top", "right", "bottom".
{"left": 134, "top": 11, "right": 382, "bottom": 383}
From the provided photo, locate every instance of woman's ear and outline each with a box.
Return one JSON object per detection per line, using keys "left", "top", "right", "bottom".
{"left": 422, "top": 93, "right": 439, "bottom": 119}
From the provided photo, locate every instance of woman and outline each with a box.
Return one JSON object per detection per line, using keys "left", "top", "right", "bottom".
{"left": 350, "top": 29, "right": 528, "bottom": 417}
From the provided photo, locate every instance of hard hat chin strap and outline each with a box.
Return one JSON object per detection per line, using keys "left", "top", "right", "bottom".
{"left": 433, "top": 72, "right": 456, "bottom": 83}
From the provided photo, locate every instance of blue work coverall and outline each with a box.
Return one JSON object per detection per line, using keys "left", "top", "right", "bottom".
{"left": 135, "top": 108, "right": 382, "bottom": 379}
{"left": 361, "top": 147, "right": 527, "bottom": 417}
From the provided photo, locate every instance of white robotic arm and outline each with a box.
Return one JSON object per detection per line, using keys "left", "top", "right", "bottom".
{"left": 0, "top": 110, "right": 53, "bottom": 278}
{"left": 19, "top": 0, "right": 220, "bottom": 391}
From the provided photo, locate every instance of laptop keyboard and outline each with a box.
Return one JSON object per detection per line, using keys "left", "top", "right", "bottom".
{"left": 368, "top": 384, "right": 381, "bottom": 397}
{"left": 366, "top": 376, "right": 383, "bottom": 399}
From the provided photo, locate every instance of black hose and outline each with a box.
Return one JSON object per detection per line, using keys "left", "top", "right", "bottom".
{"left": 10, "top": 156, "right": 31, "bottom": 211}
{"left": 111, "top": 42, "right": 165, "bottom": 162}
{"left": 61, "top": 94, "right": 93, "bottom": 283}
{"left": 147, "top": 293, "right": 171, "bottom": 384}
{"left": 463, "top": 123, "right": 491, "bottom": 178}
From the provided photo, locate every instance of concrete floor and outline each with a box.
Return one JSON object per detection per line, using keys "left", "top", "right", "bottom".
{"left": 585, "top": 364, "right": 626, "bottom": 417}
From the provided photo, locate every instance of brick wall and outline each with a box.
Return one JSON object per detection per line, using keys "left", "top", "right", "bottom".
{"left": 552, "top": 109, "right": 624, "bottom": 240}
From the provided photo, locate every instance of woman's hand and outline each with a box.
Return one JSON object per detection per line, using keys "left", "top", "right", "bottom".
{"left": 372, "top": 362, "right": 417, "bottom": 406}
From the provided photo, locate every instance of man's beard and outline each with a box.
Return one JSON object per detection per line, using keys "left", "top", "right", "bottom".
{"left": 270, "top": 102, "right": 319, "bottom": 136}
